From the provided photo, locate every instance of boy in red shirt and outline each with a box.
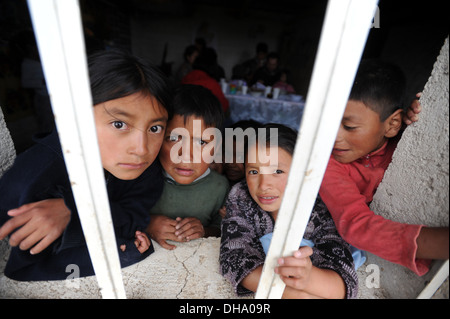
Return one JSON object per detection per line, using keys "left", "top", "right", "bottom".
{"left": 319, "top": 59, "right": 448, "bottom": 276}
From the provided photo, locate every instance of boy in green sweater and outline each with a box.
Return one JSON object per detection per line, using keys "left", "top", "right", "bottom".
{"left": 146, "top": 84, "right": 229, "bottom": 250}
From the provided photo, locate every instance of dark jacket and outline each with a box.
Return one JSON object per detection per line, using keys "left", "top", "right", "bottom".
{"left": 0, "top": 130, "right": 163, "bottom": 281}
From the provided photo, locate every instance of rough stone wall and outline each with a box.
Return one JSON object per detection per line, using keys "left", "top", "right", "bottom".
{"left": 369, "top": 37, "right": 449, "bottom": 298}
{"left": 0, "top": 238, "right": 247, "bottom": 299}
{"left": 0, "top": 237, "right": 397, "bottom": 299}
{"left": 0, "top": 106, "right": 16, "bottom": 178}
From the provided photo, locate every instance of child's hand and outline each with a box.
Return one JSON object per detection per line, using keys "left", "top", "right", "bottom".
{"left": 0, "top": 199, "right": 70, "bottom": 255}
{"left": 134, "top": 230, "right": 151, "bottom": 253}
{"left": 274, "top": 246, "right": 314, "bottom": 291}
{"left": 219, "top": 206, "right": 227, "bottom": 219}
{"left": 403, "top": 92, "right": 422, "bottom": 125}
{"left": 175, "top": 217, "right": 205, "bottom": 242}
{"left": 145, "top": 215, "right": 179, "bottom": 250}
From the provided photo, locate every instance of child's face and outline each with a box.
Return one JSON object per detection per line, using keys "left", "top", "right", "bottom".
{"left": 266, "top": 57, "right": 278, "bottom": 72}
{"left": 332, "top": 100, "right": 388, "bottom": 164}
{"left": 245, "top": 144, "right": 292, "bottom": 218}
{"left": 159, "top": 115, "right": 216, "bottom": 185}
{"left": 187, "top": 50, "right": 199, "bottom": 64}
{"left": 93, "top": 93, "right": 168, "bottom": 180}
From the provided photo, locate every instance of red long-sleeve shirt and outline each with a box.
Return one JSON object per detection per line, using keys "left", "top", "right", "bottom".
{"left": 319, "top": 138, "right": 430, "bottom": 276}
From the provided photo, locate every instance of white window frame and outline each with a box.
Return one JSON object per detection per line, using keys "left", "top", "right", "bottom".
{"left": 27, "top": 0, "right": 126, "bottom": 299}
{"left": 27, "top": 0, "right": 447, "bottom": 299}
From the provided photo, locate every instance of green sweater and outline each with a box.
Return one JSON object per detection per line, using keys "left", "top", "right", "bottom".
{"left": 149, "top": 170, "right": 229, "bottom": 228}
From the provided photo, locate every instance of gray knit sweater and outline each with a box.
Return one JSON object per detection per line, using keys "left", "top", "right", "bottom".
{"left": 219, "top": 180, "right": 358, "bottom": 299}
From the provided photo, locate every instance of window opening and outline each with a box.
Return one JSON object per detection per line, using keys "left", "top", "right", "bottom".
{"left": 27, "top": 0, "right": 379, "bottom": 299}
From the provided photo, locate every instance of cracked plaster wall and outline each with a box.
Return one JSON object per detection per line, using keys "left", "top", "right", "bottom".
{"left": 0, "top": 236, "right": 394, "bottom": 299}
{"left": 368, "top": 37, "right": 449, "bottom": 299}
{"left": 0, "top": 238, "right": 244, "bottom": 299}
{"left": 0, "top": 107, "right": 15, "bottom": 178}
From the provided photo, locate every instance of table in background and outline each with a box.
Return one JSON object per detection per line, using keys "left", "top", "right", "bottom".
{"left": 226, "top": 93, "right": 305, "bottom": 131}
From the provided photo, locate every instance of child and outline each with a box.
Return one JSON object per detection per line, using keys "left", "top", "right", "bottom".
{"left": 222, "top": 120, "right": 263, "bottom": 186}
{"left": 273, "top": 69, "right": 296, "bottom": 94}
{"left": 220, "top": 123, "right": 358, "bottom": 299}
{"left": 145, "top": 84, "right": 229, "bottom": 250}
{"left": 0, "top": 50, "right": 173, "bottom": 280}
{"left": 319, "top": 59, "right": 449, "bottom": 276}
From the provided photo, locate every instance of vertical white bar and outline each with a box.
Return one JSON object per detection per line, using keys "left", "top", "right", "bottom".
{"left": 416, "top": 260, "right": 449, "bottom": 299}
{"left": 255, "top": 0, "right": 379, "bottom": 299}
{"left": 27, "top": 0, "right": 126, "bottom": 299}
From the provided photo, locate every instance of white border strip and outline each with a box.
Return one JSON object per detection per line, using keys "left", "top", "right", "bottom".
{"left": 255, "top": 0, "right": 379, "bottom": 299}
{"left": 27, "top": 0, "right": 126, "bottom": 299}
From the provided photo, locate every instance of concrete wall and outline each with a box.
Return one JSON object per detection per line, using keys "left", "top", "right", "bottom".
{"left": 369, "top": 37, "right": 449, "bottom": 299}
{"left": 0, "top": 237, "right": 397, "bottom": 299}
{"left": 0, "top": 238, "right": 246, "bottom": 299}
{"left": 0, "top": 107, "right": 16, "bottom": 178}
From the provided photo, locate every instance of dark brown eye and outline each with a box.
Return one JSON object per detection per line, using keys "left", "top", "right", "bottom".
{"left": 112, "top": 121, "right": 126, "bottom": 129}
{"left": 150, "top": 125, "right": 163, "bottom": 133}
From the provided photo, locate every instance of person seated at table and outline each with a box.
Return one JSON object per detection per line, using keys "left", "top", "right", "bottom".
{"left": 174, "top": 44, "right": 200, "bottom": 84}
{"left": 181, "top": 47, "right": 229, "bottom": 114}
{"left": 198, "top": 46, "right": 226, "bottom": 82}
{"left": 251, "top": 52, "right": 282, "bottom": 87}
{"left": 230, "top": 64, "right": 248, "bottom": 86}
{"left": 273, "top": 68, "right": 296, "bottom": 94}
{"left": 239, "top": 42, "right": 269, "bottom": 85}
{"left": 194, "top": 37, "right": 207, "bottom": 56}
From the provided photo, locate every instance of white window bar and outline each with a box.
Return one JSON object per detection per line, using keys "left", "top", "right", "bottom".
{"left": 27, "top": 0, "right": 126, "bottom": 298}
{"left": 417, "top": 260, "right": 449, "bottom": 299}
{"left": 255, "top": 0, "right": 379, "bottom": 299}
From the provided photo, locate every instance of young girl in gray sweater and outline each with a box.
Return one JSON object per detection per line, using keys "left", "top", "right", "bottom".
{"left": 219, "top": 123, "right": 358, "bottom": 299}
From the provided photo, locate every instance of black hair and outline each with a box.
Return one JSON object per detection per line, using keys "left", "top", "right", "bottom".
{"left": 183, "top": 45, "right": 199, "bottom": 61}
{"left": 173, "top": 84, "right": 224, "bottom": 129}
{"left": 349, "top": 59, "right": 406, "bottom": 121}
{"left": 195, "top": 37, "right": 206, "bottom": 49}
{"left": 260, "top": 123, "right": 297, "bottom": 156}
{"left": 280, "top": 68, "right": 291, "bottom": 78}
{"left": 230, "top": 120, "right": 263, "bottom": 131}
{"left": 192, "top": 47, "right": 224, "bottom": 81}
{"left": 88, "top": 49, "right": 173, "bottom": 118}
{"left": 244, "top": 123, "right": 298, "bottom": 163}
{"left": 266, "top": 52, "right": 280, "bottom": 61}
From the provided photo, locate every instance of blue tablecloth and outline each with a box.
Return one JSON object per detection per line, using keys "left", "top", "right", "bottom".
{"left": 226, "top": 93, "right": 305, "bottom": 131}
